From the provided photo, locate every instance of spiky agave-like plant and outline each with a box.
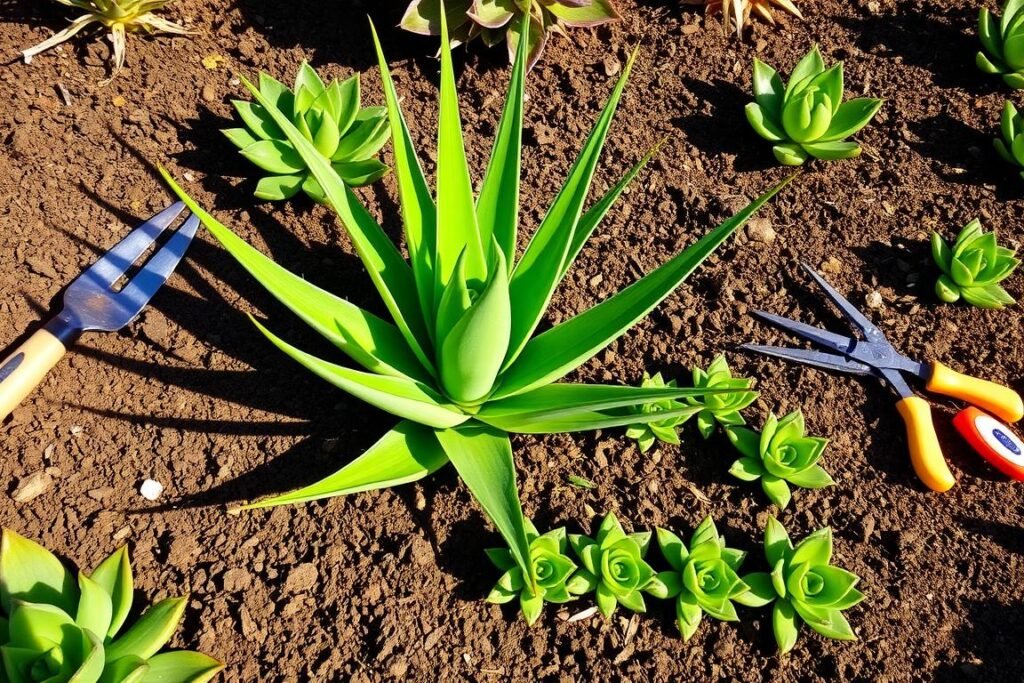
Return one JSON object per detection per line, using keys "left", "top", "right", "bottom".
{"left": 683, "top": 0, "right": 802, "bottom": 39}
{"left": 22, "top": 1, "right": 188, "bottom": 74}
{"left": 165, "top": 15, "right": 787, "bottom": 587}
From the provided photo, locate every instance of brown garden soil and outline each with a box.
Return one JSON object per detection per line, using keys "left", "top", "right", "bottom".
{"left": 2, "top": 0, "right": 1023, "bottom": 680}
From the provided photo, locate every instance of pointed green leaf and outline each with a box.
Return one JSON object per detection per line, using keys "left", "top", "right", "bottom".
{"left": 478, "top": 383, "right": 723, "bottom": 419}
{"left": 105, "top": 597, "right": 186, "bottom": 662}
{"left": 89, "top": 546, "right": 134, "bottom": 638}
{"left": 138, "top": 651, "right": 224, "bottom": 683}
{"left": 434, "top": 425, "right": 533, "bottom": 588}
{"left": 505, "top": 48, "right": 638, "bottom": 368}
{"left": 161, "top": 171, "right": 434, "bottom": 384}
{"left": 478, "top": 404, "right": 699, "bottom": 434}
{"left": 0, "top": 529, "right": 77, "bottom": 615}
{"left": 476, "top": 14, "right": 527, "bottom": 267}
{"left": 820, "top": 99, "right": 883, "bottom": 142}
{"left": 251, "top": 317, "right": 467, "bottom": 428}
{"left": 734, "top": 572, "right": 777, "bottom": 607}
{"left": 239, "top": 421, "right": 448, "bottom": 510}
{"left": 231, "top": 100, "right": 284, "bottom": 141}
{"left": 370, "top": 20, "right": 437, "bottom": 321}
{"left": 76, "top": 572, "right": 113, "bottom": 643}
{"left": 254, "top": 174, "right": 305, "bottom": 201}
{"left": 239, "top": 139, "right": 304, "bottom": 174}
{"left": 802, "top": 141, "right": 862, "bottom": 161}
{"left": 333, "top": 159, "right": 389, "bottom": 187}
{"left": 773, "top": 599, "right": 801, "bottom": 653}
{"left": 98, "top": 654, "right": 149, "bottom": 683}
{"left": 495, "top": 177, "right": 792, "bottom": 398}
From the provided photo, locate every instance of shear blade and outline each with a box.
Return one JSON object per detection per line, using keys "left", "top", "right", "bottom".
{"left": 740, "top": 344, "right": 874, "bottom": 376}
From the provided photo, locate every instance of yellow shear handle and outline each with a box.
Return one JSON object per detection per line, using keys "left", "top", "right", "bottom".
{"left": 895, "top": 396, "right": 956, "bottom": 492}
{"left": 927, "top": 361, "right": 1024, "bottom": 424}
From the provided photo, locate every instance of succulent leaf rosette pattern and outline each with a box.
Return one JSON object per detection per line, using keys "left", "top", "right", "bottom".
{"left": 727, "top": 409, "right": 833, "bottom": 509}
{"left": 995, "top": 100, "right": 1024, "bottom": 179}
{"left": 224, "top": 63, "right": 390, "bottom": 203}
{"left": 400, "top": 0, "right": 620, "bottom": 69}
{"left": 485, "top": 521, "right": 586, "bottom": 625}
{"left": 21, "top": 1, "right": 189, "bottom": 76}
{"left": 931, "top": 219, "right": 1020, "bottom": 309}
{"left": 166, "top": 11, "right": 785, "bottom": 592}
{"left": 683, "top": 0, "right": 802, "bottom": 39}
{"left": 625, "top": 373, "right": 697, "bottom": 452}
{"left": 568, "top": 514, "right": 658, "bottom": 618}
{"left": 0, "top": 529, "right": 222, "bottom": 683}
{"left": 738, "top": 517, "right": 865, "bottom": 653}
{"left": 977, "top": 0, "right": 1024, "bottom": 88}
{"left": 684, "top": 355, "right": 758, "bottom": 438}
{"left": 650, "top": 518, "right": 751, "bottom": 641}
{"left": 746, "top": 46, "right": 883, "bottom": 166}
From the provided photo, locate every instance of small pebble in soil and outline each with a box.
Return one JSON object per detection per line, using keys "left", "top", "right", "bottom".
{"left": 745, "top": 218, "right": 776, "bottom": 244}
{"left": 866, "top": 291, "right": 884, "bottom": 309}
{"left": 13, "top": 470, "right": 53, "bottom": 503}
{"left": 139, "top": 479, "right": 164, "bottom": 501}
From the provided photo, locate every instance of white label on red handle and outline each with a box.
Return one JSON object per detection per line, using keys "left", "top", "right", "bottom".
{"left": 975, "top": 412, "right": 1024, "bottom": 466}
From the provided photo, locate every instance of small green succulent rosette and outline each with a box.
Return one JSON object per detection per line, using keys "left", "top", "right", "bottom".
{"left": 625, "top": 372, "right": 693, "bottom": 452}
{"left": 745, "top": 45, "right": 883, "bottom": 166}
{"left": 737, "top": 517, "right": 865, "bottom": 653}
{"left": 683, "top": 355, "right": 758, "bottom": 439}
{"left": 485, "top": 521, "right": 585, "bottom": 626}
{"left": 931, "top": 219, "right": 1020, "bottom": 309}
{"left": 727, "top": 410, "right": 833, "bottom": 509}
{"left": 649, "top": 517, "right": 751, "bottom": 641}
{"left": 0, "top": 529, "right": 222, "bottom": 683}
{"left": 995, "top": 100, "right": 1024, "bottom": 179}
{"left": 568, "top": 513, "right": 658, "bottom": 618}
{"left": 224, "top": 62, "right": 390, "bottom": 203}
{"left": 977, "top": 0, "right": 1024, "bottom": 88}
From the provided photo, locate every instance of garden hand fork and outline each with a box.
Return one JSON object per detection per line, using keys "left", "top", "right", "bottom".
{"left": 0, "top": 202, "right": 198, "bottom": 422}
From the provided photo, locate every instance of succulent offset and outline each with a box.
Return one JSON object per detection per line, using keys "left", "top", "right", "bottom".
{"left": 977, "top": 0, "right": 1024, "bottom": 88}
{"left": 995, "top": 100, "right": 1024, "bottom": 179}
{"left": 625, "top": 372, "right": 697, "bottom": 452}
{"left": 22, "top": 1, "right": 188, "bottom": 75}
{"left": 166, "top": 11, "right": 786, "bottom": 594}
{"left": 224, "top": 63, "right": 390, "bottom": 202}
{"left": 400, "top": 0, "right": 620, "bottom": 69}
{"left": 485, "top": 521, "right": 586, "bottom": 625}
{"left": 737, "top": 517, "right": 865, "bottom": 653}
{"left": 0, "top": 529, "right": 222, "bottom": 683}
{"left": 568, "top": 513, "right": 659, "bottom": 618}
{"left": 650, "top": 517, "right": 751, "bottom": 641}
{"left": 684, "top": 355, "right": 758, "bottom": 439}
{"left": 683, "top": 0, "right": 802, "bottom": 39}
{"left": 931, "top": 219, "right": 1020, "bottom": 309}
{"left": 727, "top": 409, "right": 833, "bottom": 509}
{"left": 746, "top": 46, "right": 883, "bottom": 166}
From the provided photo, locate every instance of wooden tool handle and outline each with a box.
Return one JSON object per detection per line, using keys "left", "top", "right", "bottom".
{"left": 0, "top": 329, "right": 68, "bottom": 422}
{"left": 895, "top": 396, "right": 956, "bottom": 492}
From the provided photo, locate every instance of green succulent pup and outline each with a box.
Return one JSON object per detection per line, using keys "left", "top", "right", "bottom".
{"left": 746, "top": 45, "right": 883, "bottom": 166}
{"left": 932, "top": 219, "right": 1020, "bottom": 309}
{"left": 568, "top": 513, "right": 659, "bottom": 618}
{"left": 684, "top": 355, "right": 758, "bottom": 438}
{"left": 977, "top": 0, "right": 1024, "bottom": 88}
{"left": 224, "top": 62, "right": 390, "bottom": 202}
{"left": 625, "top": 373, "right": 697, "bottom": 452}
{"left": 995, "top": 100, "right": 1024, "bottom": 179}
{"left": 0, "top": 529, "right": 222, "bottom": 683}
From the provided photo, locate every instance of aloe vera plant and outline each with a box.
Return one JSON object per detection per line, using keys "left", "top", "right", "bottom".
{"left": 650, "top": 517, "right": 752, "bottom": 641}
{"left": 400, "top": 0, "right": 620, "bottom": 70}
{"left": 224, "top": 63, "right": 390, "bottom": 202}
{"left": 931, "top": 219, "right": 1020, "bottom": 309}
{"left": 485, "top": 521, "right": 586, "bottom": 625}
{"left": 737, "top": 517, "right": 865, "bottom": 653}
{"left": 977, "top": 0, "right": 1024, "bottom": 88}
{"left": 684, "top": 355, "right": 758, "bottom": 438}
{"left": 22, "top": 1, "right": 188, "bottom": 75}
{"left": 0, "top": 529, "right": 222, "bottom": 683}
{"left": 625, "top": 372, "right": 694, "bottom": 452}
{"left": 568, "top": 513, "right": 658, "bottom": 618}
{"left": 995, "top": 100, "right": 1024, "bottom": 179}
{"left": 746, "top": 46, "right": 883, "bottom": 166}
{"left": 165, "top": 14, "right": 786, "bottom": 589}
{"left": 727, "top": 409, "right": 832, "bottom": 509}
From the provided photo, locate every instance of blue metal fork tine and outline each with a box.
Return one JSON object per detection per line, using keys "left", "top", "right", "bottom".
{"left": 117, "top": 214, "right": 198, "bottom": 314}
{"left": 800, "top": 262, "right": 887, "bottom": 343}
{"left": 85, "top": 201, "right": 186, "bottom": 288}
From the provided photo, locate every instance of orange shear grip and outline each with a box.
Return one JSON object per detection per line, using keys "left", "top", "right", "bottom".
{"left": 896, "top": 396, "right": 956, "bottom": 492}
{"left": 926, "top": 362, "right": 1024, "bottom": 424}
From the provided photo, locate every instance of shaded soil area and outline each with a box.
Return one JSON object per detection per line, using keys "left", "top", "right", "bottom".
{"left": 2, "top": 0, "right": 1023, "bottom": 680}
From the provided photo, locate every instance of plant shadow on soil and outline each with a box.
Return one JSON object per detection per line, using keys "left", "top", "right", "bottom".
{"left": 836, "top": 6, "right": 997, "bottom": 95}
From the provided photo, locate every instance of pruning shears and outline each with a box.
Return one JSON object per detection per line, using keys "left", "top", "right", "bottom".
{"left": 741, "top": 263, "right": 1024, "bottom": 492}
